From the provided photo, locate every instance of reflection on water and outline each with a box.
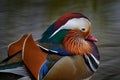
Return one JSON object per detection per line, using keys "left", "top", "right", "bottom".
{"left": 0, "top": 0, "right": 120, "bottom": 79}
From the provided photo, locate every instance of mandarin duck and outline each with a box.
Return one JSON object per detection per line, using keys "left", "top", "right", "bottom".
{"left": 0, "top": 13, "right": 100, "bottom": 80}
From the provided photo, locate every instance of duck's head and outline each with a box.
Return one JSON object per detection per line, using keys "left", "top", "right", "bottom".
{"left": 40, "top": 13, "right": 97, "bottom": 55}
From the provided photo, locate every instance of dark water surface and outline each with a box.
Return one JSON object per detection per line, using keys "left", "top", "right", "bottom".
{"left": 0, "top": 0, "right": 120, "bottom": 80}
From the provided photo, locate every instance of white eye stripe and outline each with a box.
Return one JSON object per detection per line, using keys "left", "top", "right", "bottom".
{"left": 49, "top": 18, "right": 91, "bottom": 38}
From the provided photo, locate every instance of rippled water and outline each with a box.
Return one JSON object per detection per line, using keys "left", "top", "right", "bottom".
{"left": 0, "top": 0, "right": 120, "bottom": 80}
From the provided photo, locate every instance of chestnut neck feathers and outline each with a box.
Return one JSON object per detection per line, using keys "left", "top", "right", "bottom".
{"left": 63, "top": 30, "right": 92, "bottom": 55}
{"left": 39, "top": 13, "right": 94, "bottom": 56}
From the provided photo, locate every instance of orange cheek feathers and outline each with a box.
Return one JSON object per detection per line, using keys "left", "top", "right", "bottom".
{"left": 63, "top": 30, "right": 92, "bottom": 55}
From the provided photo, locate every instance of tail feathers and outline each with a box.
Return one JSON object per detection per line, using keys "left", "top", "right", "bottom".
{"left": 23, "top": 34, "right": 47, "bottom": 80}
{"left": 8, "top": 34, "right": 28, "bottom": 57}
{"left": 0, "top": 52, "right": 22, "bottom": 65}
{"left": 0, "top": 62, "right": 29, "bottom": 77}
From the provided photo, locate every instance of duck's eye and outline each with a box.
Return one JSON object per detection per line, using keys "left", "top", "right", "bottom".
{"left": 81, "top": 27, "right": 86, "bottom": 31}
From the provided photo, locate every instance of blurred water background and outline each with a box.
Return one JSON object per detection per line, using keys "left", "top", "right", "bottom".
{"left": 0, "top": 0, "right": 120, "bottom": 80}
